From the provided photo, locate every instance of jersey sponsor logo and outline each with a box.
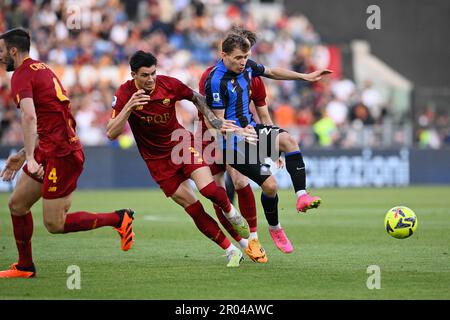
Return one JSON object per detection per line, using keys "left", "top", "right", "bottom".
{"left": 213, "top": 93, "right": 220, "bottom": 102}
{"left": 135, "top": 105, "right": 144, "bottom": 110}
{"left": 163, "top": 98, "right": 170, "bottom": 105}
{"left": 140, "top": 112, "right": 171, "bottom": 124}
{"left": 48, "top": 186, "right": 57, "bottom": 192}
{"left": 112, "top": 96, "right": 117, "bottom": 108}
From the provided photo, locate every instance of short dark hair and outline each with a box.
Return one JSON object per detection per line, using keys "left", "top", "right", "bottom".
{"left": 229, "top": 26, "right": 257, "bottom": 47}
{"left": 221, "top": 34, "right": 250, "bottom": 54}
{"left": 129, "top": 50, "right": 157, "bottom": 72}
{"left": 0, "top": 28, "right": 31, "bottom": 53}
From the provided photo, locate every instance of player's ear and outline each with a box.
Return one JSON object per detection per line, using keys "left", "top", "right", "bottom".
{"left": 9, "top": 46, "right": 17, "bottom": 56}
{"left": 131, "top": 71, "right": 136, "bottom": 79}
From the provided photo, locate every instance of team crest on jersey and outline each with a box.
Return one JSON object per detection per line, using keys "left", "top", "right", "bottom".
{"left": 163, "top": 98, "right": 170, "bottom": 105}
{"left": 213, "top": 93, "right": 220, "bottom": 102}
{"left": 112, "top": 96, "right": 117, "bottom": 108}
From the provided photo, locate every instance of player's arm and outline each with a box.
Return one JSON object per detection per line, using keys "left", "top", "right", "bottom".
{"left": 263, "top": 66, "right": 332, "bottom": 82}
{"left": 211, "top": 108, "right": 258, "bottom": 144}
{"left": 255, "top": 105, "right": 273, "bottom": 126}
{"left": 20, "top": 98, "right": 44, "bottom": 178}
{"left": 106, "top": 90, "right": 150, "bottom": 140}
{"left": 191, "top": 91, "right": 240, "bottom": 132}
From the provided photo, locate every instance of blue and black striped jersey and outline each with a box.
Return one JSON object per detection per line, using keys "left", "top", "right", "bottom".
{"left": 205, "top": 59, "right": 265, "bottom": 128}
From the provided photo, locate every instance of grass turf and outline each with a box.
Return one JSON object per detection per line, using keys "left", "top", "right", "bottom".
{"left": 0, "top": 186, "right": 449, "bottom": 299}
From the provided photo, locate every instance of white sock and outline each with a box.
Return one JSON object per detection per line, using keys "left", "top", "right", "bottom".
{"left": 249, "top": 232, "right": 258, "bottom": 240}
{"left": 223, "top": 204, "right": 237, "bottom": 218}
{"left": 225, "top": 243, "right": 239, "bottom": 254}
{"left": 238, "top": 239, "right": 249, "bottom": 249}
{"left": 296, "top": 190, "right": 307, "bottom": 198}
{"left": 268, "top": 223, "right": 281, "bottom": 230}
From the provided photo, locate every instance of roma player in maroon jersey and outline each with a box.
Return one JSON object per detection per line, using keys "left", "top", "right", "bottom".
{"left": 107, "top": 50, "right": 254, "bottom": 267}
{"left": 197, "top": 64, "right": 269, "bottom": 263}
{"left": 0, "top": 28, "right": 135, "bottom": 278}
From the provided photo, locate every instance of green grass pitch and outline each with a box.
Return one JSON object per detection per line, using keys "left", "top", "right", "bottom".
{"left": 1, "top": 186, "right": 449, "bottom": 299}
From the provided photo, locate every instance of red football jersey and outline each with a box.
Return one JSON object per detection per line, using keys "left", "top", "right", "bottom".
{"left": 112, "top": 76, "right": 194, "bottom": 160}
{"left": 10, "top": 58, "right": 82, "bottom": 158}
{"left": 196, "top": 65, "right": 267, "bottom": 141}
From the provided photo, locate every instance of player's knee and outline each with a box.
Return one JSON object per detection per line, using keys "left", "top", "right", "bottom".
{"left": 280, "top": 134, "right": 299, "bottom": 152}
{"left": 232, "top": 176, "right": 248, "bottom": 190}
{"left": 43, "top": 218, "right": 64, "bottom": 234}
{"left": 8, "top": 196, "right": 30, "bottom": 216}
{"left": 261, "top": 178, "right": 278, "bottom": 197}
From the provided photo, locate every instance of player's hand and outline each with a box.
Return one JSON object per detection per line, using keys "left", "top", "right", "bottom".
{"left": 126, "top": 89, "right": 151, "bottom": 111}
{"left": 276, "top": 157, "right": 285, "bottom": 169}
{"left": 0, "top": 151, "right": 26, "bottom": 181}
{"left": 26, "top": 158, "right": 44, "bottom": 180}
{"left": 241, "top": 125, "right": 258, "bottom": 145}
{"left": 219, "top": 119, "right": 241, "bottom": 133}
{"left": 302, "top": 69, "right": 332, "bottom": 82}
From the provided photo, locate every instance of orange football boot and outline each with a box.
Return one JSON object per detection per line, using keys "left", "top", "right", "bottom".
{"left": 244, "top": 239, "right": 268, "bottom": 263}
{"left": 114, "top": 209, "right": 135, "bottom": 251}
{"left": 0, "top": 263, "right": 36, "bottom": 278}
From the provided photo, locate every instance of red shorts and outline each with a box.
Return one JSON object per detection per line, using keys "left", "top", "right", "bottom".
{"left": 202, "top": 140, "right": 225, "bottom": 176}
{"left": 145, "top": 145, "right": 207, "bottom": 197}
{"left": 23, "top": 148, "right": 84, "bottom": 199}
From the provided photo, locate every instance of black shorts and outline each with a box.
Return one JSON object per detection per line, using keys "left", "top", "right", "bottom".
{"left": 223, "top": 124, "right": 287, "bottom": 186}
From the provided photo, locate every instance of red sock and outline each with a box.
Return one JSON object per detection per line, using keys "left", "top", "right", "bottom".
{"left": 11, "top": 212, "right": 34, "bottom": 268}
{"left": 236, "top": 184, "right": 258, "bottom": 232}
{"left": 63, "top": 211, "right": 120, "bottom": 233}
{"left": 199, "top": 182, "right": 232, "bottom": 213}
{"left": 213, "top": 204, "right": 242, "bottom": 242}
{"left": 185, "top": 201, "right": 231, "bottom": 249}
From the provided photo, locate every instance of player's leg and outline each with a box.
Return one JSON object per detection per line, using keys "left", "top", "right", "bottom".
{"left": 189, "top": 166, "right": 249, "bottom": 239}
{"left": 229, "top": 159, "right": 293, "bottom": 254}
{"left": 226, "top": 165, "right": 267, "bottom": 263}
{"left": 227, "top": 165, "right": 257, "bottom": 237}
{"left": 277, "top": 131, "right": 321, "bottom": 212}
{"left": 0, "top": 173, "right": 42, "bottom": 278}
{"left": 260, "top": 175, "right": 294, "bottom": 254}
{"left": 41, "top": 150, "right": 135, "bottom": 251}
{"left": 211, "top": 171, "right": 248, "bottom": 246}
{"left": 170, "top": 180, "right": 243, "bottom": 267}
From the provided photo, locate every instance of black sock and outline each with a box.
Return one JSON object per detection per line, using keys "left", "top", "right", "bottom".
{"left": 261, "top": 193, "right": 279, "bottom": 226}
{"left": 285, "top": 151, "right": 306, "bottom": 193}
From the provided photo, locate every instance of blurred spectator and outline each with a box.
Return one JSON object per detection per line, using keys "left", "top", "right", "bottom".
{"left": 0, "top": 0, "right": 444, "bottom": 150}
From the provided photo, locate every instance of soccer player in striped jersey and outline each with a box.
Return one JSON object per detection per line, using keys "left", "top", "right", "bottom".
{"left": 203, "top": 32, "right": 331, "bottom": 253}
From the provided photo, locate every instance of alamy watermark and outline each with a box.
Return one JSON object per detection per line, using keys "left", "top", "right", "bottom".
{"left": 170, "top": 121, "right": 279, "bottom": 172}
{"left": 366, "top": 265, "right": 381, "bottom": 289}
{"left": 367, "top": 5, "right": 381, "bottom": 30}
{"left": 66, "top": 265, "right": 81, "bottom": 290}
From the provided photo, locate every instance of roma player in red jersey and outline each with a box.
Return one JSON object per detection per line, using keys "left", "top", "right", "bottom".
{"left": 197, "top": 64, "right": 269, "bottom": 263}
{"left": 0, "top": 28, "right": 135, "bottom": 278}
{"left": 107, "top": 50, "right": 254, "bottom": 267}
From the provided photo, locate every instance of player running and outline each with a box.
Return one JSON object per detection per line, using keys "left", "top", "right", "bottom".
{"left": 0, "top": 28, "right": 135, "bottom": 278}
{"left": 106, "top": 50, "right": 255, "bottom": 267}
{"left": 203, "top": 33, "right": 331, "bottom": 253}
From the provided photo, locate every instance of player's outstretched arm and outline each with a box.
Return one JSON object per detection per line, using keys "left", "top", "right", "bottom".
{"left": 106, "top": 90, "right": 150, "bottom": 140}
{"left": 263, "top": 67, "right": 332, "bottom": 82}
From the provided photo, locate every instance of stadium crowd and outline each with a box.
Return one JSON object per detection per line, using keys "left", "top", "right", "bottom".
{"left": 0, "top": 0, "right": 449, "bottom": 149}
